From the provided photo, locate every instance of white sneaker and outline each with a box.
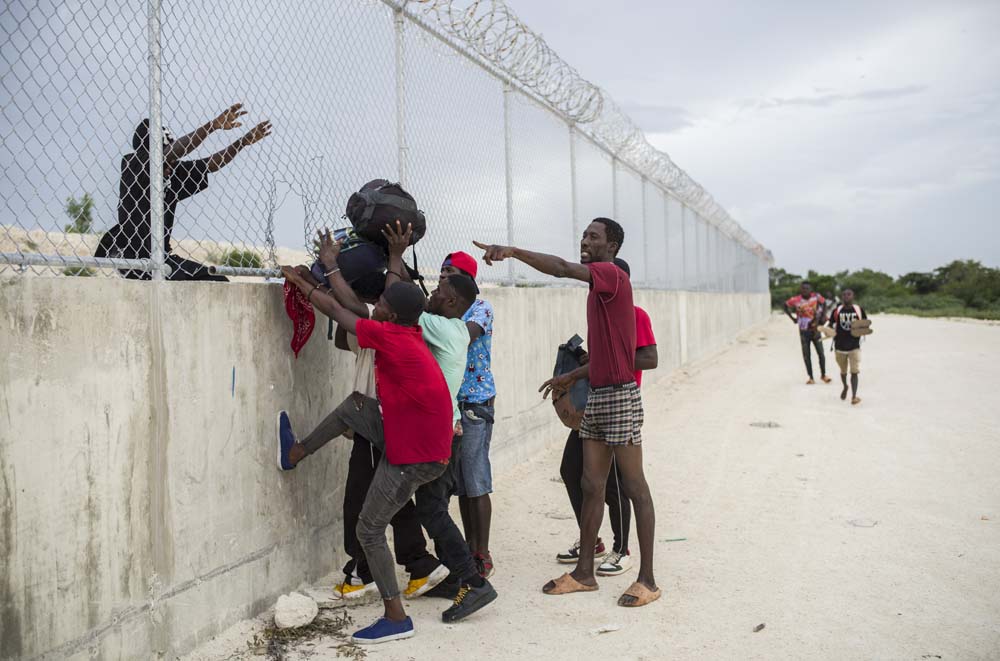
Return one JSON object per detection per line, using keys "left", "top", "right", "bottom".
{"left": 556, "top": 538, "right": 607, "bottom": 564}
{"left": 596, "top": 550, "right": 632, "bottom": 576}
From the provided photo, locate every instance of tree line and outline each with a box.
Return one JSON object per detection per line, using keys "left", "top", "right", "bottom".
{"left": 770, "top": 261, "right": 1000, "bottom": 320}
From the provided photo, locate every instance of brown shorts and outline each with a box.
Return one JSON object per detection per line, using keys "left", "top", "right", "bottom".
{"left": 835, "top": 349, "right": 861, "bottom": 374}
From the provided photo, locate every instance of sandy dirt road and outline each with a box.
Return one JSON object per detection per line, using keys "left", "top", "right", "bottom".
{"left": 187, "top": 314, "right": 1000, "bottom": 661}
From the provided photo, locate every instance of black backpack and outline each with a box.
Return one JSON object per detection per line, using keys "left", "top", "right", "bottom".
{"left": 345, "top": 179, "right": 426, "bottom": 248}
{"left": 551, "top": 334, "right": 591, "bottom": 430}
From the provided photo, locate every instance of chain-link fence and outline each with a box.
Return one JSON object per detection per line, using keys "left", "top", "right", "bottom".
{"left": 1, "top": 0, "right": 772, "bottom": 290}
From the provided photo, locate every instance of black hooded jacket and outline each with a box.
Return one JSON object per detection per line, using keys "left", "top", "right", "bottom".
{"left": 96, "top": 120, "right": 209, "bottom": 258}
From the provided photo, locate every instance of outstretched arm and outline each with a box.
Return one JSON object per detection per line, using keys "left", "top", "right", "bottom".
{"left": 205, "top": 120, "right": 272, "bottom": 173}
{"left": 473, "top": 241, "right": 590, "bottom": 282}
{"left": 315, "top": 230, "right": 370, "bottom": 319}
{"left": 281, "top": 265, "right": 361, "bottom": 335}
{"left": 165, "top": 103, "right": 247, "bottom": 162}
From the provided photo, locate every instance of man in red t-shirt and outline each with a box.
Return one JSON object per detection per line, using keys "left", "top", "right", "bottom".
{"left": 545, "top": 257, "right": 658, "bottom": 578}
{"left": 281, "top": 267, "right": 452, "bottom": 643}
{"left": 474, "top": 218, "right": 661, "bottom": 608}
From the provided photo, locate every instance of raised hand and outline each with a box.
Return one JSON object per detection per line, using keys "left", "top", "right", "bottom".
{"left": 473, "top": 240, "right": 515, "bottom": 266}
{"left": 213, "top": 103, "right": 247, "bottom": 131}
{"left": 316, "top": 229, "right": 342, "bottom": 270}
{"left": 243, "top": 120, "right": 272, "bottom": 146}
{"left": 381, "top": 220, "right": 413, "bottom": 260}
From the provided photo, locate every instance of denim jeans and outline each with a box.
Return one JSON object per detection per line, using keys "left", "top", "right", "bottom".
{"left": 301, "top": 394, "right": 383, "bottom": 455}
{"left": 415, "top": 437, "right": 479, "bottom": 583}
{"left": 455, "top": 403, "right": 494, "bottom": 497}
{"left": 357, "top": 456, "right": 447, "bottom": 599}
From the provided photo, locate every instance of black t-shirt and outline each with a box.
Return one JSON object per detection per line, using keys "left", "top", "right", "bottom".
{"left": 97, "top": 154, "right": 209, "bottom": 258}
{"left": 829, "top": 304, "right": 867, "bottom": 351}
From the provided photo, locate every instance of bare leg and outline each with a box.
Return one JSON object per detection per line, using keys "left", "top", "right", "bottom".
{"left": 470, "top": 494, "right": 492, "bottom": 554}
{"left": 851, "top": 373, "right": 860, "bottom": 400}
{"left": 458, "top": 496, "right": 475, "bottom": 547}
{"left": 544, "top": 440, "right": 613, "bottom": 590}
{"left": 840, "top": 373, "right": 849, "bottom": 400}
{"left": 612, "top": 443, "right": 657, "bottom": 605}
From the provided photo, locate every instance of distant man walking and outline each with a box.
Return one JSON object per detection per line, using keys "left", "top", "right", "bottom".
{"left": 828, "top": 288, "right": 867, "bottom": 405}
{"left": 784, "top": 281, "right": 831, "bottom": 384}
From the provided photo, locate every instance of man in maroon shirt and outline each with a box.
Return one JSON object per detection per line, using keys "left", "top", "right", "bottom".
{"left": 474, "top": 218, "right": 660, "bottom": 608}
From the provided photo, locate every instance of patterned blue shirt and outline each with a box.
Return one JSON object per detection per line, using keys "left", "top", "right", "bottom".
{"left": 459, "top": 299, "right": 496, "bottom": 403}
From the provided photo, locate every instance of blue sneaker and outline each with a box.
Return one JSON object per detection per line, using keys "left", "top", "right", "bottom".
{"left": 351, "top": 616, "right": 415, "bottom": 644}
{"left": 276, "top": 411, "right": 296, "bottom": 471}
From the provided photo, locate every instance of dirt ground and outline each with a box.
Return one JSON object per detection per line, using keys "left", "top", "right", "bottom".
{"left": 184, "top": 313, "right": 1000, "bottom": 661}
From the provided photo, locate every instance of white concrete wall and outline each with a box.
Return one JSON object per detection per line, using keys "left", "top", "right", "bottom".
{"left": 0, "top": 278, "right": 769, "bottom": 660}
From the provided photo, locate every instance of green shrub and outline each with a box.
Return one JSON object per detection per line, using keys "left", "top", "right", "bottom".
{"left": 217, "top": 249, "right": 264, "bottom": 269}
{"left": 63, "top": 266, "right": 95, "bottom": 277}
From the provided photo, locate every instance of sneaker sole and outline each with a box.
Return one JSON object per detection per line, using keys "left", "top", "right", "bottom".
{"left": 343, "top": 584, "right": 378, "bottom": 601}
{"left": 597, "top": 564, "right": 632, "bottom": 577}
{"left": 442, "top": 587, "right": 498, "bottom": 623}
{"left": 405, "top": 565, "right": 451, "bottom": 600}
{"left": 557, "top": 553, "right": 606, "bottom": 565}
{"left": 351, "top": 629, "right": 415, "bottom": 645}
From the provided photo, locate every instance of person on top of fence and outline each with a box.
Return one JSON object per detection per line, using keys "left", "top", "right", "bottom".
{"left": 474, "top": 218, "right": 661, "bottom": 608}
{"left": 95, "top": 104, "right": 271, "bottom": 281}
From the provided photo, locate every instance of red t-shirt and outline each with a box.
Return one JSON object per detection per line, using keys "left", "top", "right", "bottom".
{"left": 634, "top": 306, "right": 656, "bottom": 387}
{"left": 586, "top": 262, "right": 636, "bottom": 387}
{"left": 355, "top": 319, "right": 453, "bottom": 465}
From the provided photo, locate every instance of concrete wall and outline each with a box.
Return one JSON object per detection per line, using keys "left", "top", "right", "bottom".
{"left": 0, "top": 277, "right": 769, "bottom": 660}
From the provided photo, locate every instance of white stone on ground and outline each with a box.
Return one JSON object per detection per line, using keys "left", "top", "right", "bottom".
{"left": 273, "top": 592, "right": 318, "bottom": 629}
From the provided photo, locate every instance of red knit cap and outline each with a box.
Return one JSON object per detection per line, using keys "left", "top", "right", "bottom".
{"left": 443, "top": 251, "right": 478, "bottom": 279}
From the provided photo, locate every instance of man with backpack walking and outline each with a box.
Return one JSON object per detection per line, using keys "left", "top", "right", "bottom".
{"left": 827, "top": 288, "right": 868, "bottom": 405}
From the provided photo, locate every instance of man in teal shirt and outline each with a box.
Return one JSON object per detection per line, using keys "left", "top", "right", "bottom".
{"left": 384, "top": 221, "right": 499, "bottom": 621}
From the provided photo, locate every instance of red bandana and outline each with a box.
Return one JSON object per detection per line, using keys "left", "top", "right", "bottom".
{"left": 283, "top": 281, "right": 315, "bottom": 358}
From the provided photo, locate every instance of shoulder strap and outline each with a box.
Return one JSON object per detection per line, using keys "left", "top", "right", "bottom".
{"left": 853, "top": 304, "right": 862, "bottom": 318}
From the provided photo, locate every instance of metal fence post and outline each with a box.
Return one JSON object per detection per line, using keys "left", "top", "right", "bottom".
{"left": 611, "top": 156, "right": 619, "bottom": 219}
{"left": 502, "top": 80, "right": 514, "bottom": 284}
{"left": 147, "top": 0, "right": 165, "bottom": 280}
{"left": 569, "top": 123, "right": 579, "bottom": 259}
{"left": 678, "top": 203, "right": 686, "bottom": 289}
{"left": 640, "top": 176, "right": 649, "bottom": 286}
{"left": 394, "top": 6, "right": 406, "bottom": 186}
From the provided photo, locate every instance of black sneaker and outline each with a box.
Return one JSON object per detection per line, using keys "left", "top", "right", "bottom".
{"left": 425, "top": 577, "right": 460, "bottom": 600}
{"left": 441, "top": 580, "right": 498, "bottom": 622}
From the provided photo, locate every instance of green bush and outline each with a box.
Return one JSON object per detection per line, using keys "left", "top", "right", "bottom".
{"left": 64, "top": 193, "right": 95, "bottom": 234}
{"left": 770, "top": 260, "right": 1000, "bottom": 321}
{"left": 63, "top": 266, "right": 95, "bottom": 277}
{"left": 217, "top": 249, "right": 264, "bottom": 269}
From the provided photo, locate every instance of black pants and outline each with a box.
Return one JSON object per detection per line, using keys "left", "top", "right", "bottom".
{"left": 799, "top": 329, "right": 826, "bottom": 379}
{"left": 414, "top": 437, "right": 478, "bottom": 582}
{"left": 343, "top": 434, "right": 439, "bottom": 583}
{"left": 560, "top": 429, "right": 631, "bottom": 554}
{"left": 122, "top": 254, "right": 228, "bottom": 282}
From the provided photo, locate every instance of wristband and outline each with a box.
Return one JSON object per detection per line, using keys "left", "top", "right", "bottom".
{"left": 324, "top": 267, "right": 341, "bottom": 278}
{"left": 307, "top": 282, "right": 322, "bottom": 302}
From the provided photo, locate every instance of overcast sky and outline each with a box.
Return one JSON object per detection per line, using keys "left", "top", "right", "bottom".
{"left": 509, "top": 0, "right": 1000, "bottom": 276}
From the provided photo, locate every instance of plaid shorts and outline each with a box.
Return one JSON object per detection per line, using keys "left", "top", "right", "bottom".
{"left": 580, "top": 382, "right": 643, "bottom": 446}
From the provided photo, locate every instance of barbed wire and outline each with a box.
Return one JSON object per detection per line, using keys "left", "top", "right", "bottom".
{"left": 395, "top": 0, "right": 772, "bottom": 262}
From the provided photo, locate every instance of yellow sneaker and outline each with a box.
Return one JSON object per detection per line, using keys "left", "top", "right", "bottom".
{"left": 403, "top": 564, "right": 450, "bottom": 600}
{"left": 334, "top": 578, "right": 376, "bottom": 601}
